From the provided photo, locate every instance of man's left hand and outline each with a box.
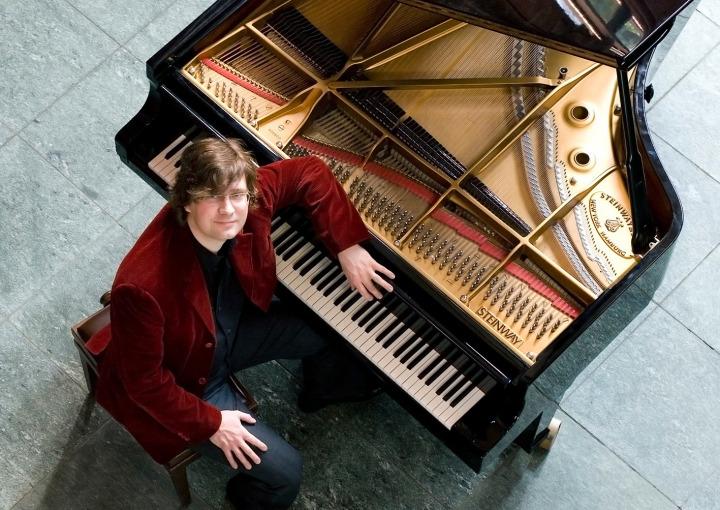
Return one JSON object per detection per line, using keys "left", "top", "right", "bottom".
{"left": 338, "top": 244, "right": 395, "bottom": 301}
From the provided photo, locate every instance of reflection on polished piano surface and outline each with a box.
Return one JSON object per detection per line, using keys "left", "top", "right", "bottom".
{"left": 117, "top": 0, "right": 688, "bottom": 470}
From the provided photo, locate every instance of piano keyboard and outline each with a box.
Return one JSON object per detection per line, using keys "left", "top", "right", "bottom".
{"left": 271, "top": 215, "right": 496, "bottom": 429}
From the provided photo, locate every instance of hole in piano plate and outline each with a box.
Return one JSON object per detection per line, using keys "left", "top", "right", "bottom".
{"left": 574, "top": 152, "right": 591, "bottom": 166}
{"left": 571, "top": 105, "right": 589, "bottom": 121}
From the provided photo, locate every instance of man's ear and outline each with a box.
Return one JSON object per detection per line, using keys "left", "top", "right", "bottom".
{"left": 184, "top": 205, "right": 191, "bottom": 213}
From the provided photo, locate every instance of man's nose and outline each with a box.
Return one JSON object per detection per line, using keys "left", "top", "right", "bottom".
{"left": 218, "top": 196, "right": 234, "bottom": 212}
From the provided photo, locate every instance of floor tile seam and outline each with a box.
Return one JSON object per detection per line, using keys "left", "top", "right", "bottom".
{"left": 697, "top": 7, "right": 720, "bottom": 30}
{"left": 555, "top": 406, "right": 682, "bottom": 509}
{"left": 656, "top": 300, "right": 720, "bottom": 359}
{"left": 3, "top": 216, "right": 120, "bottom": 319}
{"left": 59, "top": 0, "right": 131, "bottom": 48}
{"left": 4, "top": 415, "right": 118, "bottom": 510}
{"left": 657, "top": 240, "right": 720, "bottom": 308}
{"left": 556, "top": 303, "right": 657, "bottom": 403}
{"left": 5, "top": 307, "right": 96, "bottom": 395}
{"left": 117, "top": 0, "right": 186, "bottom": 51}
{"left": 115, "top": 191, "right": 165, "bottom": 239}
{"left": 0, "top": 133, "right": 17, "bottom": 152}
{"left": 650, "top": 129, "right": 720, "bottom": 187}
{"left": 16, "top": 127, "right": 124, "bottom": 221}
{"left": 12, "top": 42, "right": 122, "bottom": 154}
{"left": 648, "top": 37, "right": 720, "bottom": 110}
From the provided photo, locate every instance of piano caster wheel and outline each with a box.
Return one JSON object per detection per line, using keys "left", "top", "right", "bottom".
{"left": 538, "top": 418, "right": 562, "bottom": 451}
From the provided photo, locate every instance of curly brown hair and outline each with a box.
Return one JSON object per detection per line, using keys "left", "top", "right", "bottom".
{"left": 169, "top": 137, "right": 259, "bottom": 224}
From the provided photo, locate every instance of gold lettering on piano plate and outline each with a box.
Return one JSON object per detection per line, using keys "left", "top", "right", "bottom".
{"left": 589, "top": 192, "right": 634, "bottom": 259}
{"left": 478, "top": 307, "right": 523, "bottom": 346}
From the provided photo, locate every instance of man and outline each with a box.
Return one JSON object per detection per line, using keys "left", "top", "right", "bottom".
{"left": 94, "top": 137, "right": 394, "bottom": 509}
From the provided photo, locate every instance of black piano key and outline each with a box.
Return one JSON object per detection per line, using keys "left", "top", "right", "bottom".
{"left": 272, "top": 227, "right": 296, "bottom": 249}
{"left": 392, "top": 324, "right": 435, "bottom": 356}
{"left": 450, "top": 378, "right": 480, "bottom": 408}
{"left": 298, "top": 252, "right": 325, "bottom": 276}
{"left": 281, "top": 238, "right": 307, "bottom": 260}
{"left": 350, "top": 298, "right": 377, "bottom": 322}
{"left": 165, "top": 135, "right": 192, "bottom": 161}
{"left": 322, "top": 273, "right": 346, "bottom": 297}
{"left": 314, "top": 266, "right": 342, "bottom": 290}
{"left": 357, "top": 295, "right": 397, "bottom": 329}
{"left": 375, "top": 308, "right": 416, "bottom": 345}
{"left": 405, "top": 333, "right": 444, "bottom": 370}
{"left": 310, "top": 264, "right": 338, "bottom": 286}
{"left": 293, "top": 248, "right": 320, "bottom": 271}
{"left": 340, "top": 292, "right": 362, "bottom": 312}
{"left": 333, "top": 287, "right": 355, "bottom": 306}
{"left": 316, "top": 271, "right": 343, "bottom": 293}
{"left": 398, "top": 327, "right": 434, "bottom": 363}
{"left": 417, "top": 340, "right": 454, "bottom": 381}
{"left": 274, "top": 231, "right": 303, "bottom": 255}
{"left": 271, "top": 216, "right": 284, "bottom": 230}
{"left": 424, "top": 348, "right": 461, "bottom": 386}
{"left": 435, "top": 356, "right": 470, "bottom": 396}
{"left": 442, "top": 360, "right": 475, "bottom": 401}
{"left": 364, "top": 299, "right": 404, "bottom": 333}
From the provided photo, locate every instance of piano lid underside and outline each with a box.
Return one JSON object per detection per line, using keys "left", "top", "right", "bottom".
{"left": 176, "top": 0, "right": 649, "bottom": 366}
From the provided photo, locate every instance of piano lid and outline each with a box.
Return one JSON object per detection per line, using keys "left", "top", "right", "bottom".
{"left": 402, "top": 0, "right": 694, "bottom": 68}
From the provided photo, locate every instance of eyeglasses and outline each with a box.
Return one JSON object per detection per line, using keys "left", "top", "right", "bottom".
{"left": 194, "top": 191, "right": 250, "bottom": 206}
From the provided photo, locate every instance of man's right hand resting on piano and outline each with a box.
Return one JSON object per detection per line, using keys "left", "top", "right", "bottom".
{"left": 338, "top": 243, "right": 395, "bottom": 300}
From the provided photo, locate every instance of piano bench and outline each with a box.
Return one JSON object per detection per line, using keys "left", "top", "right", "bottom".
{"left": 70, "top": 292, "right": 258, "bottom": 506}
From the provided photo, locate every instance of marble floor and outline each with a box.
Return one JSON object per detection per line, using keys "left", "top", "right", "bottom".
{"left": 1, "top": 1, "right": 719, "bottom": 509}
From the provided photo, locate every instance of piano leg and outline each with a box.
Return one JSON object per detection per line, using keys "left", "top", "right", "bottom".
{"left": 511, "top": 414, "right": 563, "bottom": 452}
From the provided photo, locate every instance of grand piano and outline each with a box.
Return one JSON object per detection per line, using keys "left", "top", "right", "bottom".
{"left": 116, "top": 0, "right": 689, "bottom": 471}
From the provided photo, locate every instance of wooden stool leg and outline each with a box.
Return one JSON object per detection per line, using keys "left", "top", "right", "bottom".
{"left": 167, "top": 464, "right": 192, "bottom": 506}
{"left": 74, "top": 345, "right": 98, "bottom": 395}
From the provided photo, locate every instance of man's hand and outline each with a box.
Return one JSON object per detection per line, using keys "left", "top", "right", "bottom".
{"left": 209, "top": 410, "right": 268, "bottom": 470}
{"left": 338, "top": 244, "right": 395, "bottom": 301}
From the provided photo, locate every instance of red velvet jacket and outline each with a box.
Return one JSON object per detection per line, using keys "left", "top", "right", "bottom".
{"left": 92, "top": 156, "right": 368, "bottom": 464}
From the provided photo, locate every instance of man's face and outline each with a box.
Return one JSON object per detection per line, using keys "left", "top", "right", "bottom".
{"left": 184, "top": 176, "right": 250, "bottom": 252}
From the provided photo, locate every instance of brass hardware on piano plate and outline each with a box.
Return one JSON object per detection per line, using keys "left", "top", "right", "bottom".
{"left": 178, "top": 0, "right": 654, "bottom": 364}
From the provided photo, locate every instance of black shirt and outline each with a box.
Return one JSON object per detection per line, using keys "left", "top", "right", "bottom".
{"left": 193, "top": 237, "right": 245, "bottom": 397}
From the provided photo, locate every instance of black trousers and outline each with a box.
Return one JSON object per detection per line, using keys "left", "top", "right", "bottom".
{"left": 193, "top": 297, "right": 375, "bottom": 509}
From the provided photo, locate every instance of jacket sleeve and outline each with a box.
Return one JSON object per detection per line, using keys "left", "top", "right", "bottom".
{"left": 258, "top": 156, "right": 369, "bottom": 256}
{"left": 110, "top": 282, "right": 221, "bottom": 444}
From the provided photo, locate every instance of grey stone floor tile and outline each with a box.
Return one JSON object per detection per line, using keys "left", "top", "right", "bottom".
{"left": 0, "top": 321, "right": 109, "bottom": 508}
{"left": 535, "top": 284, "right": 655, "bottom": 403}
{"left": 649, "top": 44, "right": 720, "bottom": 183}
{"left": 562, "top": 307, "right": 720, "bottom": 506}
{"left": 9, "top": 223, "right": 134, "bottom": 387}
{"left": 10, "top": 420, "right": 211, "bottom": 510}
{"left": 454, "top": 412, "right": 675, "bottom": 510}
{"left": 682, "top": 471, "right": 720, "bottom": 510}
{"left": 662, "top": 244, "right": 720, "bottom": 351}
{"left": 647, "top": 11, "right": 720, "bottom": 105}
{"left": 0, "top": 122, "right": 13, "bottom": 147}
{"left": 635, "top": 135, "right": 720, "bottom": 301}
{"left": 19, "top": 49, "right": 150, "bottom": 220}
{"left": 0, "top": 0, "right": 117, "bottom": 132}
{"left": 0, "top": 456, "right": 30, "bottom": 510}
{"left": 699, "top": 0, "right": 720, "bottom": 25}
{"left": 0, "top": 138, "right": 115, "bottom": 316}
{"left": 117, "top": 190, "right": 167, "bottom": 238}
{"left": 66, "top": 0, "right": 177, "bottom": 44}
{"left": 125, "top": 0, "right": 216, "bottom": 62}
